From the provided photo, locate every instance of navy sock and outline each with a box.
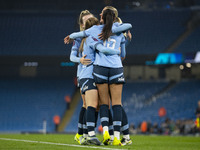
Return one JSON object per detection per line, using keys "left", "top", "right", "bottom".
{"left": 108, "top": 109, "right": 114, "bottom": 136}
{"left": 100, "top": 104, "right": 109, "bottom": 129}
{"left": 112, "top": 105, "right": 122, "bottom": 132}
{"left": 95, "top": 111, "right": 99, "bottom": 128}
{"left": 83, "top": 110, "right": 88, "bottom": 135}
{"left": 86, "top": 106, "right": 96, "bottom": 135}
{"left": 78, "top": 107, "right": 86, "bottom": 135}
{"left": 121, "top": 107, "right": 129, "bottom": 135}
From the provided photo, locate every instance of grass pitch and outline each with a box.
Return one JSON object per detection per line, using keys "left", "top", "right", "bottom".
{"left": 0, "top": 134, "right": 199, "bottom": 150}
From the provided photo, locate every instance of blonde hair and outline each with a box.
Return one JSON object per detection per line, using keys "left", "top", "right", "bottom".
{"left": 79, "top": 17, "right": 99, "bottom": 52}
{"left": 78, "top": 10, "right": 93, "bottom": 31}
{"left": 104, "top": 6, "right": 118, "bottom": 18}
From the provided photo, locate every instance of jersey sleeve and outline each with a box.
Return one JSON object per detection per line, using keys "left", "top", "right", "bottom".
{"left": 83, "top": 26, "right": 95, "bottom": 37}
{"left": 70, "top": 40, "right": 81, "bottom": 63}
{"left": 112, "top": 23, "right": 132, "bottom": 34}
{"left": 120, "top": 36, "right": 126, "bottom": 58}
{"left": 70, "top": 51, "right": 80, "bottom": 63}
{"left": 69, "top": 31, "right": 86, "bottom": 39}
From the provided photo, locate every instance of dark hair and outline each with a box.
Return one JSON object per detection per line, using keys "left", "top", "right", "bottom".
{"left": 102, "top": 9, "right": 115, "bottom": 41}
{"left": 79, "top": 17, "right": 99, "bottom": 52}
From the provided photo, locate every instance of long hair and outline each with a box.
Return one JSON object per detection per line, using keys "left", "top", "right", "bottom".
{"left": 78, "top": 10, "right": 93, "bottom": 31}
{"left": 79, "top": 17, "right": 99, "bottom": 52}
{"left": 102, "top": 9, "right": 115, "bottom": 41}
{"left": 103, "top": 6, "right": 119, "bottom": 23}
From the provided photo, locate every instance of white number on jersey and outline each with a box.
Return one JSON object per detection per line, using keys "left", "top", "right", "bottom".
{"left": 103, "top": 38, "right": 116, "bottom": 49}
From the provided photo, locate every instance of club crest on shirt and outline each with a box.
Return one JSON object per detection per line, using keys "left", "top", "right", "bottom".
{"left": 92, "top": 37, "right": 98, "bottom": 41}
{"left": 83, "top": 85, "right": 88, "bottom": 91}
{"left": 118, "top": 77, "right": 124, "bottom": 82}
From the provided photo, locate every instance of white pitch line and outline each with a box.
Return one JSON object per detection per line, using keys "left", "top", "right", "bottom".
{"left": 0, "top": 138, "right": 127, "bottom": 150}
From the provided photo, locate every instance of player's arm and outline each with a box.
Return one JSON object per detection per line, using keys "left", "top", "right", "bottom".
{"left": 70, "top": 50, "right": 91, "bottom": 65}
{"left": 95, "top": 44, "right": 120, "bottom": 55}
{"left": 99, "top": 23, "right": 132, "bottom": 40}
{"left": 65, "top": 26, "right": 94, "bottom": 44}
{"left": 125, "top": 30, "right": 132, "bottom": 47}
{"left": 70, "top": 50, "right": 80, "bottom": 63}
{"left": 89, "top": 36, "right": 120, "bottom": 55}
{"left": 70, "top": 40, "right": 91, "bottom": 64}
{"left": 120, "top": 40, "right": 126, "bottom": 61}
{"left": 69, "top": 31, "right": 86, "bottom": 39}
{"left": 112, "top": 23, "right": 132, "bottom": 34}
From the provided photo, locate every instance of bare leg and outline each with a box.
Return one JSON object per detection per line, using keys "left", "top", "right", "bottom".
{"left": 109, "top": 84, "right": 123, "bottom": 106}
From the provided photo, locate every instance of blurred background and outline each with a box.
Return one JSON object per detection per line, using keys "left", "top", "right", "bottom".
{"left": 0, "top": 0, "right": 200, "bottom": 135}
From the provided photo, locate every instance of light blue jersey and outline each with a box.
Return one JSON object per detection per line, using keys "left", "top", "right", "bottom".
{"left": 79, "top": 36, "right": 95, "bottom": 79}
{"left": 69, "top": 23, "right": 129, "bottom": 68}
{"left": 84, "top": 24, "right": 126, "bottom": 68}
{"left": 94, "top": 33, "right": 125, "bottom": 68}
{"left": 79, "top": 36, "right": 121, "bottom": 79}
{"left": 70, "top": 38, "right": 82, "bottom": 78}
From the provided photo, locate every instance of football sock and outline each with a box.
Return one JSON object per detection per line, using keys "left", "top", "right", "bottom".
{"left": 112, "top": 105, "right": 122, "bottom": 140}
{"left": 100, "top": 104, "right": 109, "bottom": 134}
{"left": 95, "top": 111, "right": 99, "bottom": 128}
{"left": 83, "top": 110, "right": 88, "bottom": 137}
{"left": 86, "top": 106, "right": 96, "bottom": 137}
{"left": 78, "top": 107, "right": 86, "bottom": 135}
{"left": 121, "top": 106, "right": 130, "bottom": 137}
{"left": 108, "top": 109, "right": 114, "bottom": 140}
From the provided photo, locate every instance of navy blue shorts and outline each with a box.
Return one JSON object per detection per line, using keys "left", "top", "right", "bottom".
{"left": 79, "top": 78, "right": 97, "bottom": 94}
{"left": 93, "top": 65, "right": 125, "bottom": 84}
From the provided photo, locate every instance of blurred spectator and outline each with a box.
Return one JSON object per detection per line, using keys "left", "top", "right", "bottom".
{"left": 65, "top": 95, "right": 71, "bottom": 110}
{"left": 130, "top": 117, "right": 198, "bottom": 135}
{"left": 141, "top": 121, "right": 148, "bottom": 133}
{"left": 53, "top": 115, "right": 60, "bottom": 132}
{"left": 195, "top": 100, "right": 200, "bottom": 118}
{"left": 129, "top": 123, "right": 137, "bottom": 134}
{"left": 195, "top": 100, "right": 200, "bottom": 133}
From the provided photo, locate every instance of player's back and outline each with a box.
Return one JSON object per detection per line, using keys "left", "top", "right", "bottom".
{"left": 94, "top": 33, "right": 125, "bottom": 68}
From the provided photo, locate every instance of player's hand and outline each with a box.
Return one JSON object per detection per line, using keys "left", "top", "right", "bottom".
{"left": 64, "top": 35, "right": 74, "bottom": 44}
{"left": 80, "top": 55, "right": 91, "bottom": 65}
{"left": 127, "top": 30, "right": 132, "bottom": 41}
{"left": 98, "top": 33, "right": 103, "bottom": 40}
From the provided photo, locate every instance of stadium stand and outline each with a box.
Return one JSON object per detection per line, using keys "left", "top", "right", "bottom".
{"left": 119, "top": 9, "right": 191, "bottom": 54}
{"left": 122, "top": 80, "right": 200, "bottom": 127}
{"left": 0, "top": 12, "right": 78, "bottom": 56}
{"left": 174, "top": 26, "right": 200, "bottom": 53}
{"left": 0, "top": 77, "right": 75, "bottom": 132}
{"left": 0, "top": 9, "right": 192, "bottom": 56}
{"left": 65, "top": 99, "right": 83, "bottom": 133}
{"left": 65, "top": 80, "right": 169, "bottom": 132}
{"left": 66, "top": 79, "right": 200, "bottom": 132}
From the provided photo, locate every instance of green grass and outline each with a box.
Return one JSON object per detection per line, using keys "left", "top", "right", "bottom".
{"left": 0, "top": 134, "right": 200, "bottom": 150}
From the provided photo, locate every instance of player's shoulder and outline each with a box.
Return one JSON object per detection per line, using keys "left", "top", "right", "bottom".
{"left": 113, "top": 22, "right": 121, "bottom": 27}
{"left": 92, "top": 25, "right": 103, "bottom": 30}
